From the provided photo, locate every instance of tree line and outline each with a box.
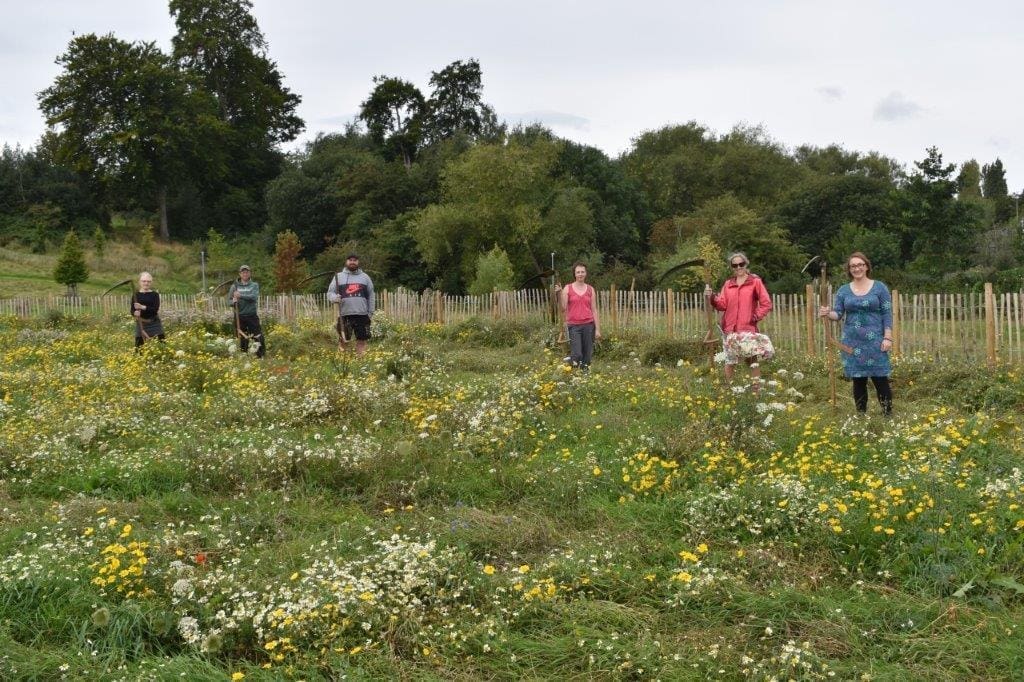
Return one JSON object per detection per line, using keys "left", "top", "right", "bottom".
{"left": 1, "top": 0, "right": 1022, "bottom": 294}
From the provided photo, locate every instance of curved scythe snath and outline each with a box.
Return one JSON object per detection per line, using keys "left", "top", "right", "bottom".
{"left": 654, "top": 258, "right": 704, "bottom": 288}
{"left": 101, "top": 278, "right": 148, "bottom": 340}
{"left": 516, "top": 268, "right": 556, "bottom": 291}
{"left": 294, "top": 270, "right": 336, "bottom": 290}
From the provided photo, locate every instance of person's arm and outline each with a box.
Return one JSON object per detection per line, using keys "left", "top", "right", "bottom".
{"left": 753, "top": 279, "right": 772, "bottom": 321}
{"left": 239, "top": 283, "right": 259, "bottom": 300}
{"left": 879, "top": 284, "right": 894, "bottom": 348}
{"left": 560, "top": 285, "right": 569, "bottom": 311}
{"left": 590, "top": 285, "right": 601, "bottom": 337}
{"left": 326, "top": 275, "right": 339, "bottom": 304}
{"left": 830, "top": 289, "right": 845, "bottom": 320}
{"left": 709, "top": 284, "right": 728, "bottom": 312}
{"left": 149, "top": 292, "right": 160, "bottom": 317}
{"left": 366, "top": 278, "right": 375, "bottom": 316}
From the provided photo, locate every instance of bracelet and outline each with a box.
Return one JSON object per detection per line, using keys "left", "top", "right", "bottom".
{"left": 883, "top": 337, "right": 892, "bottom": 341}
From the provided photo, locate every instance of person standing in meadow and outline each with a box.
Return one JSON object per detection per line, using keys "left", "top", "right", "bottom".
{"left": 705, "top": 252, "right": 774, "bottom": 384}
{"left": 327, "top": 253, "right": 375, "bottom": 354}
{"left": 557, "top": 262, "right": 602, "bottom": 369}
{"left": 228, "top": 265, "right": 266, "bottom": 358}
{"left": 819, "top": 251, "right": 893, "bottom": 415}
{"left": 131, "top": 271, "right": 165, "bottom": 348}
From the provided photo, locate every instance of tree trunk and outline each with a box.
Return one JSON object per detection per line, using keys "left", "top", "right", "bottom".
{"left": 158, "top": 185, "right": 170, "bottom": 241}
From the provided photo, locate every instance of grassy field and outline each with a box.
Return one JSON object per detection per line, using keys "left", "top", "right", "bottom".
{"left": 0, "top": 241, "right": 207, "bottom": 298}
{"left": 1, "top": 312, "right": 1022, "bottom": 680}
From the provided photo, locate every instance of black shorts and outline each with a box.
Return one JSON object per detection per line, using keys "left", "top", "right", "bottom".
{"left": 338, "top": 315, "right": 371, "bottom": 341}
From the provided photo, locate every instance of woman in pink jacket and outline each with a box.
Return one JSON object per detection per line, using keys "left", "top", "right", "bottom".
{"left": 704, "top": 252, "right": 774, "bottom": 384}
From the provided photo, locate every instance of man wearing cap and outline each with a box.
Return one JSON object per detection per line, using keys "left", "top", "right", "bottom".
{"left": 327, "top": 253, "right": 375, "bottom": 354}
{"left": 227, "top": 265, "right": 266, "bottom": 358}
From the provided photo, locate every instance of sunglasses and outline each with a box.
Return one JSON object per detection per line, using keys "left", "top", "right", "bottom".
{"left": 730, "top": 262, "right": 747, "bottom": 269}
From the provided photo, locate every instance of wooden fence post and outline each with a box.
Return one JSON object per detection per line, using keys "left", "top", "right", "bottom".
{"left": 665, "top": 289, "right": 675, "bottom": 338}
{"left": 804, "top": 284, "right": 816, "bottom": 357}
{"left": 985, "top": 282, "right": 996, "bottom": 366}
{"left": 891, "top": 289, "right": 901, "bottom": 357}
{"left": 435, "top": 290, "right": 444, "bottom": 325}
{"left": 609, "top": 284, "right": 618, "bottom": 333}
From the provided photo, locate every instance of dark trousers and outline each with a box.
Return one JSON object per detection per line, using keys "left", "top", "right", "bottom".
{"left": 852, "top": 376, "right": 892, "bottom": 414}
{"left": 238, "top": 314, "right": 265, "bottom": 358}
{"left": 134, "top": 334, "right": 165, "bottom": 348}
{"left": 568, "top": 323, "right": 595, "bottom": 368}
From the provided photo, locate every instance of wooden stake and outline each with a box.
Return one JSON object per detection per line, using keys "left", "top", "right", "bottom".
{"left": 819, "top": 264, "right": 837, "bottom": 409}
{"left": 805, "top": 284, "right": 816, "bottom": 357}
{"left": 985, "top": 282, "right": 996, "bottom": 367}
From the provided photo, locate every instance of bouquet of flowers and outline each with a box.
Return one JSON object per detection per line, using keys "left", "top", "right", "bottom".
{"left": 716, "top": 332, "right": 775, "bottom": 365}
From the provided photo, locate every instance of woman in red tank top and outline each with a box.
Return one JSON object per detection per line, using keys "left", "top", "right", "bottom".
{"left": 558, "top": 262, "right": 602, "bottom": 368}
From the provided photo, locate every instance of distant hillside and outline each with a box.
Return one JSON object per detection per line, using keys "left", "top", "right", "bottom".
{"left": 0, "top": 241, "right": 206, "bottom": 298}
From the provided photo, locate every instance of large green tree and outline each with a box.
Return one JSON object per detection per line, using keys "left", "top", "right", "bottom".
{"left": 794, "top": 144, "right": 904, "bottom": 183}
{"left": 170, "top": 0, "right": 303, "bottom": 234}
{"left": 0, "top": 141, "right": 101, "bottom": 244}
{"left": 360, "top": 76, "right": 427, "bottom": 168}
{"left": 424, "top": 59, "right": 499, "bottom": 142}
{"left": 981, "top": 158, "right": 1008, "bottom": 198}
{"left": 980, "top": 158, "right": 1015, "bottom": 223}
{"left": 411, "top": 138, "right": 596, "bottom": 290}
{"left": 898, "top": 147, "right": 984, "bottom": 273}
{"left": 956, "top": 159, "right": 982, "bottom": 198}
{"left": 772, "top": 174, "right": 897, "bottom": 256}
{"left": 266, "top": 130, "right": 426, "bottom": 253}
{"left": 671, "top": 194, "right": 805, "bottom": 285}
{"left": 621, "top": 123, "right": 805, "bottom": 222}
{"left": 553, "top": 141, "right": 649, "bottom": 263}
{"left": 38, "top": 34, "right": 225, "bottom": 240}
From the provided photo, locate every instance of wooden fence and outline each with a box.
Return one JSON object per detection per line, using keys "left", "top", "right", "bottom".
{"left": 2, "top": 285, "right": 1023, "bottom": 364}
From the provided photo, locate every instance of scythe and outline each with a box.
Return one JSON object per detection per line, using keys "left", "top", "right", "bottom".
{"left": 102, "top": 278, "right": 149, "bottom": 341}
{"left": 813, "top": 258, "right": 838, "bottom": 410}
{"left": 654, "top": 258, "right": 705, "bottom": 288}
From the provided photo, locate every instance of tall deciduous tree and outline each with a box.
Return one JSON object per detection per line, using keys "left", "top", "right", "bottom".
{"left": 425, "top": 59, "right": 497, "bottom": 141}
{"left": 411, "top": 138, "right": 596, "bottom": 290}
{"left": 38, "top": 34, "right": 225, "bottom": 240}
{"left": 170, "top": 0, "right": 303, "bottom": 234}
{"left": 360, "top": 76, "right": 427, "bottom": 168}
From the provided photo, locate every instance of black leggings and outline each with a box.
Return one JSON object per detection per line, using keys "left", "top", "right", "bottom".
{"left": 852, "top": 376, "right": 892, "bottom": 414}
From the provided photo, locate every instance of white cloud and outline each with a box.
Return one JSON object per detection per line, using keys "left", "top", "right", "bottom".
{"left": 873, "top": 91, "right": 924, "bottom": 122}
{"left": 815, "top": 86, "right": 843, "bottom": 101}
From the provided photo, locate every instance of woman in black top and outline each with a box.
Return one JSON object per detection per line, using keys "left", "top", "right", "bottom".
{"left": 132, "top": 271, "right": 165, "bottom": 347}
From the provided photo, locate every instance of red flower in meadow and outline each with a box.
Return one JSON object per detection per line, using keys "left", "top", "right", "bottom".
{"left": 195, "top": 552, "right": 207, "bottom": 565}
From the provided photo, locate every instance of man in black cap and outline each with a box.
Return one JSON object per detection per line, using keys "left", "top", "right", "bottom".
{"left": 227, "top": 264, "right": 266, "bottom": 358}
{"left": 327, "top": 253, "right": 375, "bottom": 354}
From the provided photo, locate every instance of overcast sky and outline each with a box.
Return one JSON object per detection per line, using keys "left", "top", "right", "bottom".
{"left": 2, "top": 0, "right": 1022, "bottom": 190}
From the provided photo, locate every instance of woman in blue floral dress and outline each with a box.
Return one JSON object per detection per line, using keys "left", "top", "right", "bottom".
{"left": 819, "top": 252, "right": 893, "bottom": 415}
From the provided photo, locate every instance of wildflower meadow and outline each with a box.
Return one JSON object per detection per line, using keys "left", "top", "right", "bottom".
{"left": 1, "top": 312, "right": 1022, "bottom": 680}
